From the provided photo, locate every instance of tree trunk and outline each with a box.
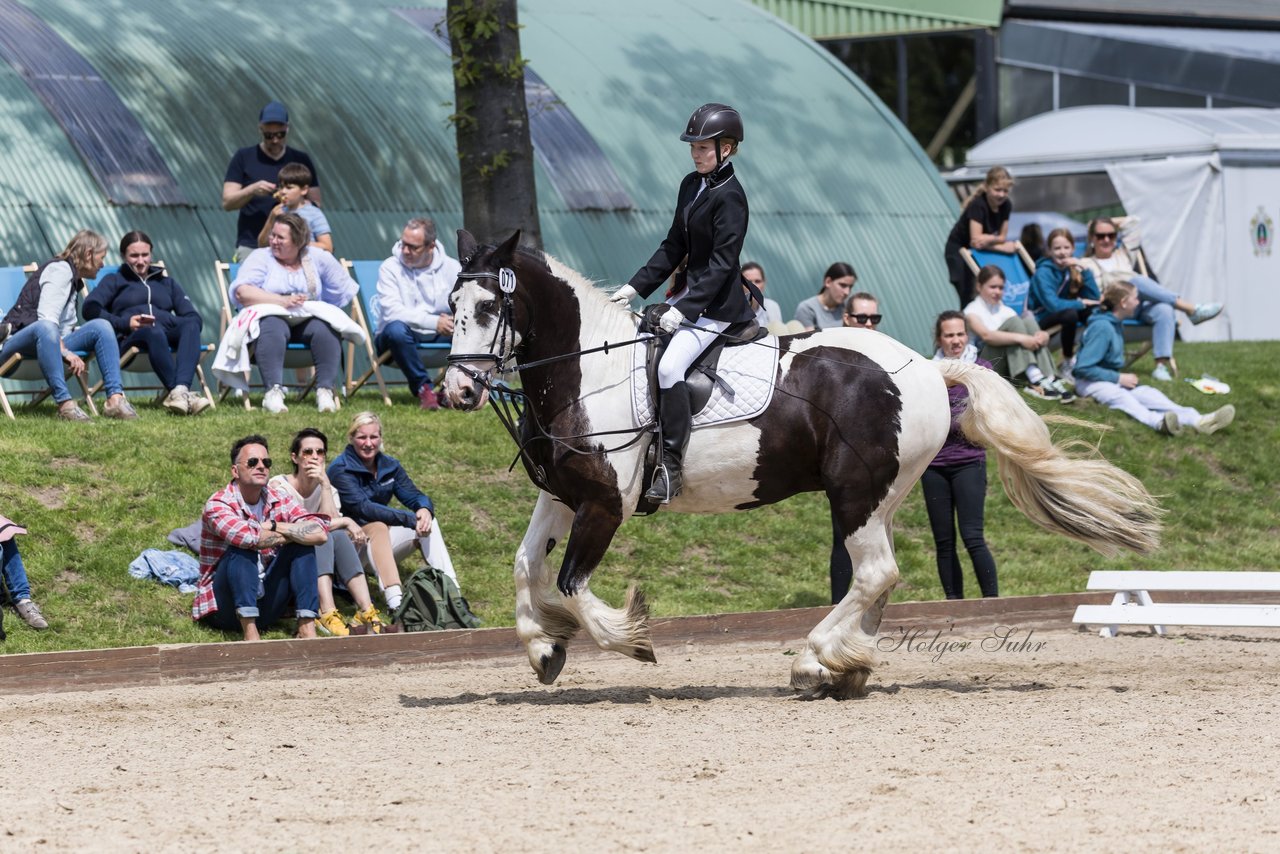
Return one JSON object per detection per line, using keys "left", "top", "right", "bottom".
{"left": 448, "top": 0, "right": 542, "bottom": 250}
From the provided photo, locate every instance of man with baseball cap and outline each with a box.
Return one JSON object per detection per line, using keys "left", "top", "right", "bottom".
{"left": 221, "top": 100, "right": 323, "bottom": 261}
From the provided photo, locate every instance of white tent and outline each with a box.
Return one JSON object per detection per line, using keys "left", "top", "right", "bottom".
{"left": 946, "top": 107, "right": 1280, "bottom": 342}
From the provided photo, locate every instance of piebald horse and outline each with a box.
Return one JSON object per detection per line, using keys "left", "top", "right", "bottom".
{"left": 442, "top": 231, "right": 1160, "bottom": 699}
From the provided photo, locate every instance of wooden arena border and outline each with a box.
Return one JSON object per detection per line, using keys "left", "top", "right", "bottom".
{"left": 3, "top": 590, "right": 1278, "bottom": 697}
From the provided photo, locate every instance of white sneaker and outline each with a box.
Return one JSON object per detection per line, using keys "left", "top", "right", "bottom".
{"left": 316, "top": 387, "right": 337, "bottom": 413}
{"left": 1151, "top": 363, "right": 1173, "bottom": 382}
{"left": 162, "top": 385, "right": 190, "bottom": 415}
{"left": 263, "top": 384, "right": 288, "bottom": 413}
{"left": 1195, "top": 404, "right": 1235, "bottom": 435}
{"left": 185, "top": 391, "right": 213, "bottom": 415}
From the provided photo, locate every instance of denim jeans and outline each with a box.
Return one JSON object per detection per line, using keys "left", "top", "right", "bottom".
{"left": 1, "top": 539, "right": 31, "bottom": 603}
{"left": 0, "top": 319, "right": 124, "bottom": 403}
{"left": 376, "top": 320, "right": 448, "bottom": 396}
{"left": 119, "top": 314, "right": 203, "bottom": 390}
{"left": 1128, "top": 274, "right": 1178, "bottom": 360}
{"left": 202, "top": 543, "right": 319, "bottom": 632}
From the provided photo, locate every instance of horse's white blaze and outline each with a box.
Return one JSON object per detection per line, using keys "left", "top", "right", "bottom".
{"left": 441, "top": 280, "right": 515, "bottom": 407}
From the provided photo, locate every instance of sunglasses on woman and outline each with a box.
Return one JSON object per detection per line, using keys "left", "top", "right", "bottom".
{"left": 846, "top": 313, "right": 882, "bottom": 325}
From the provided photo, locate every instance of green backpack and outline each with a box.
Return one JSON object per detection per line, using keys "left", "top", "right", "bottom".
{"left": 393, "top": 565, "right": 483, "bottom": 631}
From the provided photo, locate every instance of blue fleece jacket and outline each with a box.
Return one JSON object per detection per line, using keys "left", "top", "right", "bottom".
{"left": 1028, "top": 256, "right": 1099, "bottom": 322}
{"left": 83, "top": 264, "right": 202, "bottom": 337}
{"left": 327, "top": 444, "right": 434, "bottom": 527}
{"left": 1072, "top": 310, "right": 1126, "bottom": 384}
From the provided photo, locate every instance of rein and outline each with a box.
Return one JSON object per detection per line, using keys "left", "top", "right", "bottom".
{"left": 446, "top": 265, "right": 916, "bottom": 488}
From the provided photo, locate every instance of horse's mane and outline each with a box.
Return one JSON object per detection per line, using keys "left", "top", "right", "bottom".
{"left": 521, "top": 249, "right": 637, "bottom": 339}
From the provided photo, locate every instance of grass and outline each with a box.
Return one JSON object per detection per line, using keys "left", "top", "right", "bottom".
{"left": 1, "top": 340, "right": 1277, "bottom": 655}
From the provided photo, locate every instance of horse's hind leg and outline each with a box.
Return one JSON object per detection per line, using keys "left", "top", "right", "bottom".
{"left": 557, "top": 501, "right": 656, "bottom": 665}
{"left": 516, "top": 493, "right": 578, "bottom": 684}
{"left": 791, "top": 514, "right": 899, "bottom": 700}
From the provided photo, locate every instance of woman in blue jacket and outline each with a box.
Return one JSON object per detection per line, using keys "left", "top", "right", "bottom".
{"left": 83, "top": 231, "right": 212, "bottom": 415}
{"left": 1028, "top": 227, "right": 1100, "bottom": 365}
{"left": 1073, "top": 280, "right": 1234, "bottom": 436}
{"left": 328, "top": 410, "right": 458, "bottom": 613}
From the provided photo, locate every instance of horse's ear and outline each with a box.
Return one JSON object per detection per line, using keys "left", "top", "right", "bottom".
{"left": 457, "top": 229, "right": 478, "bottom": 264}
{"left": 494, "top": 230, "right": 522, "bottom": 265}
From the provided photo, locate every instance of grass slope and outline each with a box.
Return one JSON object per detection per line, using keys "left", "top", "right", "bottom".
{"left": 1, "top": 340, "right": 1276, "bottom": 655}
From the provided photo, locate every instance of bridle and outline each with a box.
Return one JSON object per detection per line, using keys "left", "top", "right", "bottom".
{"left": 446, "top": 266, "right": 520, "bottom": 376}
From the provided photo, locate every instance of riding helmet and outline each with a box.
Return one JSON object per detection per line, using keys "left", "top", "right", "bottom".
{"left": 680, "top": 103, "right": 744, "bottom": 144}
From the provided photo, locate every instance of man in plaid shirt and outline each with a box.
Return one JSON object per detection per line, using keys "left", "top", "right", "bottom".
{"left": 192, "top": 434, "right": 328, "bottom": 641}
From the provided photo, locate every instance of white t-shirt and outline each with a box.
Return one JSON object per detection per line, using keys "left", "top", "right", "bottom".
{"left": 269, "top": 474, "right": 341, "bottom": 515}
{"left": 963, "top": 297, "right": 1016, "bottom": 333}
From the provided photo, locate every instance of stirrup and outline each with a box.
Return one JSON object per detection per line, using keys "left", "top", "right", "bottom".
{"left": 645, "top": 462, "right": 681, "bottom": 504}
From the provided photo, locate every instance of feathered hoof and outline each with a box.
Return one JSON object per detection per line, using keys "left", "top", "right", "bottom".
{"left": 790, "top": 659, "right": 870, "bottom": 700}
{"left": 621, "top": 585, "right": 657, "bottom": 664}
{"left": 534, "top": 642, "right": 567, "bottom": 685}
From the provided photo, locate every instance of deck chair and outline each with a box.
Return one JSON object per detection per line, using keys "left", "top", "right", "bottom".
{"left": 343, "top": 259, "right": 450, "bottom": 406}
{"left": 0, "top": 264, "right": 98, "bottom": 419}
{"left": 81, "top": 263, "right": 217, "bottom": 406}
{"left": 215, "top": 261, "right": 344, "bottom": 410}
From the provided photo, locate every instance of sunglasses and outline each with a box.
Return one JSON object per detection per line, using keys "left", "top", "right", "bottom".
{"left": 261, "top": 130, "right": 288, "bottom": 141}
{"left": 846, "top": 313, "right": 882, "bottom": 325}
{"left": 297, "top": 448, "right": 326, "bottom": 457}
{"left": 242, "top": 457, "right": 272, "bottom": 470}
{"left": 1094, "top": 232, "right": 1117, "bottom": 240}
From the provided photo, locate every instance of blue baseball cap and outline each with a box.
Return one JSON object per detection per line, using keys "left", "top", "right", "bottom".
{"left": 259, "top": 101, "right": 289, "bottom": 124}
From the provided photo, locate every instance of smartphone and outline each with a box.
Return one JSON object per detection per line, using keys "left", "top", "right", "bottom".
{"left": 138, "top": 314, "right": 155, "bottom": 326}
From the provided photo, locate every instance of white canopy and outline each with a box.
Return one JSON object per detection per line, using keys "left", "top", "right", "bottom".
{"left": 947, "top": 107, "right": 1280, "bottom": 341}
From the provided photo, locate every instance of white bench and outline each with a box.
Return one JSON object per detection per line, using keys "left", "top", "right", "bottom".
{"left": 1073, "top": 571, "right": 1280, "bottom": 637}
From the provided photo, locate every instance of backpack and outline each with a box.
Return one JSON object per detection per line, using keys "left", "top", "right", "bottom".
{"left": 393, "top": 565, "right": 483, "bottom": 632}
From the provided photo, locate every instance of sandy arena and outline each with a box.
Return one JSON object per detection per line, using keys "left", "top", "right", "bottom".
{"left": 2, "top": 625, "right": 1278, "bottom": 851}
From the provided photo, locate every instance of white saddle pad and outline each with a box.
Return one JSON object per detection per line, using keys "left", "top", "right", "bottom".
{"left": 631, "top": 333, "right": 780, "bottom": 428}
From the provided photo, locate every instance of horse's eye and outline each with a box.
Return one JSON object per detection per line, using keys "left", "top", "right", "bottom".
{"left": 477, "top": 299, "right": 496, "bottom": 316}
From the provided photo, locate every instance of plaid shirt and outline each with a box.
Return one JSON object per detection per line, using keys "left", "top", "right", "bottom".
{"left": 191, "top": 481, "right": 327, "bottom": 620}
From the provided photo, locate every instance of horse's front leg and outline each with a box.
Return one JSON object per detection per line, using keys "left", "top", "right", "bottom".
{"left": 556, "top": 500, "right": 656, "bottom": 666}
{"left": 515, "top": 493, "right": 577, "bottom": 684}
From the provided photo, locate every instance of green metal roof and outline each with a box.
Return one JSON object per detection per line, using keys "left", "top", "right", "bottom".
{"left": 746, "top": 0, "right": 1003, "bottom": 39}
{"left": 0, "top": 0, "right": 959, "bottom": 356}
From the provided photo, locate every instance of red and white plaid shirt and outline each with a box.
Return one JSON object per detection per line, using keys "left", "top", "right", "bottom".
{"left": 191, "top": 481, "right": 327, "bottom": 620}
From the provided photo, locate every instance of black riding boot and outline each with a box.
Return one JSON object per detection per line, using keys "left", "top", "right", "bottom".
{"left": 646, "top": 381, "right": 693, "bottom": 503}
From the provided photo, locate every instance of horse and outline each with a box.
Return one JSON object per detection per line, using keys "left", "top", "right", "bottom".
{"left": 441, "top": 230, "right": 1161, "bottom": 699}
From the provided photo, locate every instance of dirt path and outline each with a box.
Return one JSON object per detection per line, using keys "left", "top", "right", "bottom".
{"left": 2, "top": 626, "right": 1277, "bottom": 851}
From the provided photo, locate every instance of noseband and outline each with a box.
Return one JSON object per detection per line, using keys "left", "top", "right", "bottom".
{"left": 446, "top": 267, "right": 519, "bottom": 378}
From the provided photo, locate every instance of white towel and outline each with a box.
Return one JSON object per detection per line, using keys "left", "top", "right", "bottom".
{"left": 213, "top": 301, "right": 365, "bottom": 391}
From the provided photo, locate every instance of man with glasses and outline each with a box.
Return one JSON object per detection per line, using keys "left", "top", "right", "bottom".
{"left": 842, "top": 292, "right": 883, "bottom": 331}
{"left": 221, "top": 101, "right": 323, "bottom": 261}
{"left": 191, "top": 434, "right": 327, "bottom": 641}
{"left": 374, "top": 217, "right": 461, "bottom": 409}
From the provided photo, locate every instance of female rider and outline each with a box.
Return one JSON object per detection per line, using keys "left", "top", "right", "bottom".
{"left": 610, "top": 103, "right": 755, "bottom": 503}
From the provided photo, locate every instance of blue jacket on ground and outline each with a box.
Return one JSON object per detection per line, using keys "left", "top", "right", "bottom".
{"left": 1028, "top": 256, "right": 1099, "bottom": 322}
{"left": 1072, "top": 310, "right": 1125, "bottom": 385}
{"left": 83, "top": 264, "right": 203, "bottom": 337}
{"left": 327, "top": 444, "right": 434, "bottom": 528}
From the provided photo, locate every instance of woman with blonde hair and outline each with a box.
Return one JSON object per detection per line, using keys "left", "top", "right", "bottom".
{"left": 1073, "top": 279, "right": 1233, "bottom": 436}
{"left": 943, "top": 166, "right": 1016, "bottom": 306}
{"left": 0, "top": 229, "right": 137, "bottom": 421}
{"left": 327, "top": 410, "right": 459, "bottom": 613}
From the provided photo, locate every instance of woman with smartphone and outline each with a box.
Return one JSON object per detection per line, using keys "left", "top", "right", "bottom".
{"left": 84, "top": 230, "right": 212, "bottom": 415}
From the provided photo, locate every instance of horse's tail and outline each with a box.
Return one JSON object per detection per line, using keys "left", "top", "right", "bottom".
{"left": 936, "top": 360, "right": 1162, "bottom": 556}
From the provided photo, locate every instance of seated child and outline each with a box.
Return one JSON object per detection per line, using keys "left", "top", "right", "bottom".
{"left": 258, "top": 162, "right": 333, "bottom": 253}
{"left": 963, "top": 265, "right": 1074, "bottom": 403}
{"left": 1073, "top": 279, "right": 1234, "bottom": 436}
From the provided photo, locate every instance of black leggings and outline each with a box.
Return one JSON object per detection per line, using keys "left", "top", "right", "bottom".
{"left": 1036, "top": 307, "right": 1093, "bottom": 358}
{"left": 920, "top": 461, "right": 998, "bottom": 599}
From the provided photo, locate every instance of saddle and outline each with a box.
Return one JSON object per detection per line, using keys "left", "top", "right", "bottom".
{"left": 640, "top": 304, "right": 767, "bottom": 417}
{"left": 632, "top": 305, "right": 775, "bottom": 515}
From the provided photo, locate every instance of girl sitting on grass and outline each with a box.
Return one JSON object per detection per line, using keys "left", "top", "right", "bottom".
{"left": 1073, "top": 279, "right": 1234, "bottom": 436}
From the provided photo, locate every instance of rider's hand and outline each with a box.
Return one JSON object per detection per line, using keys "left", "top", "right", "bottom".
{"left": 609, "top": 285, "right": 637, "bottom": 306}
{"left": 658, "top": 307, "right": 685, "bottom": 334}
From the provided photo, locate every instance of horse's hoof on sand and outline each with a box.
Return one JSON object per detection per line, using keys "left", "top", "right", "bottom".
{"left": 536, "top": 643, "right": 566, "bottom": 685}
{"left": 630, "top": 643, "right": 657, "bottom": 664}
{"left": 790, "top": 664, "right": 870, "bottom": 701}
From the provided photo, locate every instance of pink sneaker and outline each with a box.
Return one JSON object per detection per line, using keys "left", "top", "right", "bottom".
{"left": 418, "top": 383, "right": 440, "bottom": 410}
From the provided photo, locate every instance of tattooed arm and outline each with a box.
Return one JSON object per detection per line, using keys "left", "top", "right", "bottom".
{"left": 275, "top": 518, "right": 328, "bottom": 545}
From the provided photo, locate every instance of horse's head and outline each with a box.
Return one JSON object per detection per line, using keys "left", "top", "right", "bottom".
{"left": 442, "top": 229, "right": 527, "bottom": 410}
